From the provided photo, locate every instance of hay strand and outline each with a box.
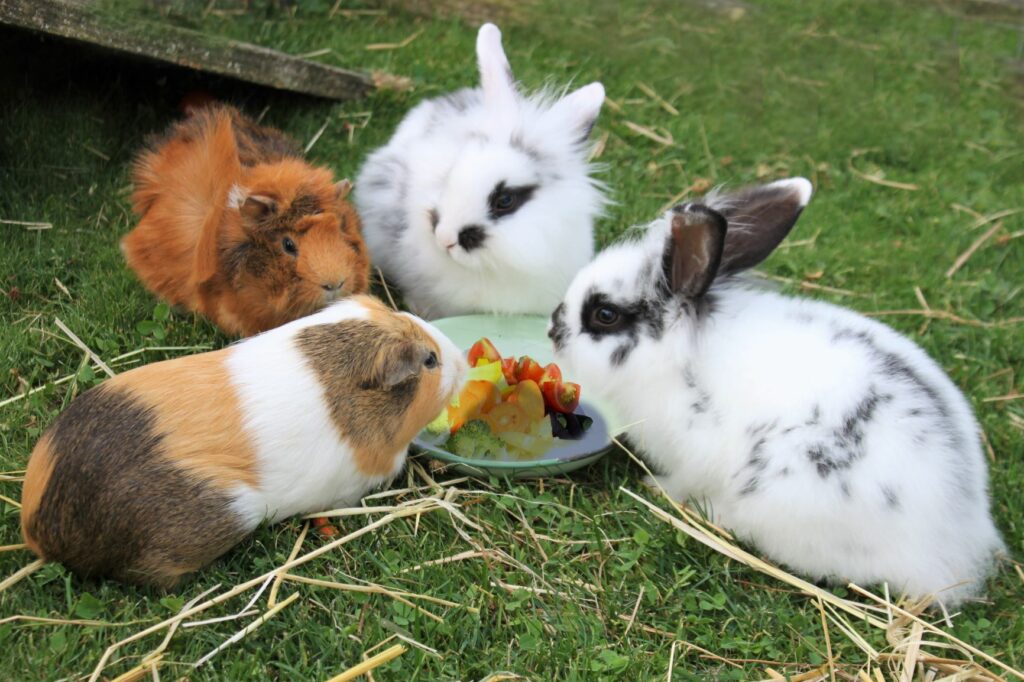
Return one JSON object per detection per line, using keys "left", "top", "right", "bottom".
{"left": 327, "top": 644, "right": 407, "bottom": 682}
{"left": 54, "top": 318, "right": 115, "bottom": 377}
{"left": 193, "top": 592, "right": 300, "bottom": 667}
{"left": 0, "top": 558, "right": 45, "bottom": 593}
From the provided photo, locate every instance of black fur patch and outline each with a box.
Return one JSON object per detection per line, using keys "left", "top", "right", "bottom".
{"left": 580, "top": 289, "right": 666, "bottom": 366}
{"left": 510, "top": 133, "right": 544, "bottom": 163}
{"left": 881, "top": 485, "right": 901, "bottom": 510}
{"left": 487, "top": 181, "right": 537, "bottom": 221}
{"left": 457, "top": 225, "right": 487, "bottom": 252}
{"left": 805, "top": 388, "right": 892, "bottom": 479}
{"left": 548, "top": 302, "right": 569, "bottom": 351}
{"left": 26, "top": 386, "right": 247, "bottom": 587}
{"left": 831, "top": 326, "right": 959, "bottom": 448}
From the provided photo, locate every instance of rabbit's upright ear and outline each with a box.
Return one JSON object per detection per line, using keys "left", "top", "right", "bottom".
{"left": 477, "top": 23, "right": 518, "bottom": 112}
{"left": 661, "top": 205, "right": 727, "bottom": 300}
{"left": 549, "top": 82, "right": 605, "bottom": 143}
{"left": 716, "top": 178, "right": 813, "bottom": 275}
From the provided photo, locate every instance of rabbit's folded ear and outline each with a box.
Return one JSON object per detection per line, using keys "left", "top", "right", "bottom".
{"left": 716, "top": 177, "right": 813, "bottom": 275}
{"left": 661, "top": 205, "right": 727, "bottom": 299}
{"left": 549, "top": 82, "right": 605, "bottom": 143}
{"left": 477, "top": 23, "right": 518, "bottom": 112}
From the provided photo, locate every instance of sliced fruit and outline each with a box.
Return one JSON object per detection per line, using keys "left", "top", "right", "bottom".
{"left": 507, "top": 379, "right": 545, "bottom": 421}
{"left": 499, "top": 430, "right": 554, "bottom": 458}
{"left": 448, "top": 380, "right": 499, "bottom": 432}
{"left": 481, "top": 402, "right": 530, "bottom": 434}
{"left": 542, "top": 380, "right": 581, "bottom": 414}
{"left": 468, "top": 338, "right": 502, "bottom": 367}
{"left": 501, "top": 357, "right": 518, "bottom": 385}
{"left": 538, "top": 363, "right": 562, "bottom": 387}
{"left": 467, "top": 360, "right": 504, "bottom": 384}
{"left": 514, "top": 355, "right": 544, "bottom": 383}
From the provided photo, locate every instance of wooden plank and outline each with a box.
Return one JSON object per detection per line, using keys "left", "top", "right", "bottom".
{"left": 0, "top": 0, "right": 374, "bottom": 100}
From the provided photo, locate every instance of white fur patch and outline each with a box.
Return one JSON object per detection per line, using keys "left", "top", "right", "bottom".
{"left": 224, "top": 299, "right": 398, "bottom": 524}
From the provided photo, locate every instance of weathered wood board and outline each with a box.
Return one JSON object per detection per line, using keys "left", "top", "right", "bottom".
{"left": 0, "top": 0, "right": 374, "bottom": 100}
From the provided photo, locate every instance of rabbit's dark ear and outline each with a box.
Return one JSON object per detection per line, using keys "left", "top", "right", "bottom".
{"left": 661, "top": 205, "right": 727, "bottom": 300}
{"left": 715, "top": 178, "right": 812, "bottom": 275}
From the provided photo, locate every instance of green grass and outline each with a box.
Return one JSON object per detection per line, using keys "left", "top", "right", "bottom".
{"left": 1, "top": 0, "right": 1023, "bottom": 679}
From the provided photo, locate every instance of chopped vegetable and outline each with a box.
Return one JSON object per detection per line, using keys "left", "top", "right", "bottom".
{"left": 431, "top": 337, "right": 593, "bottom": 460}
{"left": 542, "top": 380, "right": 581, "bottom": 414}
{"left": 507, "top": 379, "right": 545, "bottom": 421}
{"left": 482, "top": 402, "right": 530, "bottom": 434}
{"left": 446, "top": 420, "right": 506, "bottom": 459}
{"left": 468, "top": 338, "right": 501, "bottom": 367}
{"left": 514, "top": 356, "right": 545, "bottom": 383}
{"left": 447, "top": 380, "right": 499, "bottom": 432}
{"left": 550, "top": 411, "right": 593, "bottom": 440}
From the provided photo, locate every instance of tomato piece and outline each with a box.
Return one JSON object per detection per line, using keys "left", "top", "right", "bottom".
{"left": 507, "top": 379, "right": 546, "bottom": 421}
{"left": 482, "top": 403, "right": 530, "bottom": 434}
{"left": 538, "top": 363, "right": 562, "bottom": 387}
{"left": 514, "top": 356, "right": 545, "bottom": 383}
{"left": 501, "top": 357, "right": 518, "bottom": 385}
{"left": 542, "top": 380, "right": 581, "bottom": 414}
{"left": 467, "top": 338, "right": 502, "bottom": 367}
{"left": 448, "top": 380, "right": 499, "bottom": 432}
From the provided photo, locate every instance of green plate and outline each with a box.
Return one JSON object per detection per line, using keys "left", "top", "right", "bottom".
{"left": 412, "top": 314, "right": 625, "bottom": 479}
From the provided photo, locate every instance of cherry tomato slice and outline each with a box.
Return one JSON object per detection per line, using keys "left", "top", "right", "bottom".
{"left": 514, "top": 356, "right": 545, "bottom": 383}
{"left": 501, "top": 357, "right": 518, "bottom": 385}
{"left": 467, "top": 338, "right": 502, "bottom": 367}
{"left": 542, "top": 380, "right": 581, "bottom": 414}
{"left": 538, "top": 363, "right": 562, "bottom": 387}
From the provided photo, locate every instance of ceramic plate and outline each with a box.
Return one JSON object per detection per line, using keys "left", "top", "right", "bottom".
{"left": 411, "top": 314, "right": 625, "bottom": 479}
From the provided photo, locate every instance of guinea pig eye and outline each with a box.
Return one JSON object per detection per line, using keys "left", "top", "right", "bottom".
{"left": 423, "top": 351, "right": 439, "bottom": 369}
{"left": 282, "top": 236, "right": 298, "bottom": 257}
{"left": 592, "top": 306, "right": 621, "bottom": 328}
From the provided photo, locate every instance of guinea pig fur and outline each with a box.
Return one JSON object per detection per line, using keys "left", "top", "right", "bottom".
{"left": 20, "top": 296, "right": 466, "bottom": 588}
{"left": 122, "top": 104, "right": 370, "bottom": 337}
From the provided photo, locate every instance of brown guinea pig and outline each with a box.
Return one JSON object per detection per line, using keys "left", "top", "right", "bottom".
{"left": 122, "top": 104, "right": 371, "bottom": 336}
{"left": 20, "top": 296, "right": 467, "bottom": 588}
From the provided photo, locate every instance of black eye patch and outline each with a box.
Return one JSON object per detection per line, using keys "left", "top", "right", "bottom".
{"left": 487, "top": 181, "right": 537, "bottom": 220}
{"left": 580, "top": 289, "right": 666, "bottom": 366}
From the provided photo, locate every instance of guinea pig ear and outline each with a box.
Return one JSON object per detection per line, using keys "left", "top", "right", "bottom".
{"left": 335, "top": 178, "right": 352, "bottom": 200}
{"left": 548, "top": 82, "right": 605, "bottom": 143}
{"left": 660, "top": 205, "right": 727, "bottom": 300}
{"left": 477, "top": 23, "right": 518, "bottom": 112}
{"left": 714, "top": 177, "right": 813, "bottom": 275}
{"left": 368, "top": 340, "right": 429, "bottom": 390}
{"left": 239, "top": 195, "right": 276, "bottom": 222}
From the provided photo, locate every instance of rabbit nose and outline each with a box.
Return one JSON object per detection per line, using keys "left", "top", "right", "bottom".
{"left": 457, "top": 225, "right": 487, "bottom": 252}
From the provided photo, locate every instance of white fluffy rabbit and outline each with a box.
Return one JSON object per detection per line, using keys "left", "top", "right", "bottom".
{"left": 549, "top": 178, "right": 1003, "bottom": 605}
{"left": 355, "top": 23, "right": 606, "bottom": 319}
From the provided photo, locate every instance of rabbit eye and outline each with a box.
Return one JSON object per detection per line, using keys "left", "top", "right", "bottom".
{"left": 423, "top": 351, "right": 439, "bottom": 369}
{"left": 592, "top": 306, "right": 621, "bottom": 328}
{"left": 488, "top": 182, "right": 537, "bottom": 219}
{"left": 282, "top": 236, "right": 298, "bottom": 257}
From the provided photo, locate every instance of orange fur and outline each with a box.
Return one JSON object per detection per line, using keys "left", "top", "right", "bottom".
{"left": 122, "top": 105, "right": 370, "bottom": 336}
{"left": 108, "top": 350, "right": 259, "bottom": 489}
{"left": 20, "top": 433, "right": 56, "bottom": 558}
{"left": 360, "top": 303, "right": 445, "bottom": 476}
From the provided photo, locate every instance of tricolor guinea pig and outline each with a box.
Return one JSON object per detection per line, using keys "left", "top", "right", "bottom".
{"left": 20, "top": 296, "right": 465, "bottom": 587}
{"left": 123, "top": 104, "right": 371, "bottom": 337}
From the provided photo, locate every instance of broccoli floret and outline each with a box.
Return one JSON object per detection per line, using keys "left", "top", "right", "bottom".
{"left": 445, "top": 420, "right": 505, "bottom": 459}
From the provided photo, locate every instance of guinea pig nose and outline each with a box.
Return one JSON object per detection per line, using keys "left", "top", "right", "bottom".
{"left": 322, "top": 279, "right": 345, "bottom": 292}
{"left": 457, "top": 225, "right": 487, "bottom": 252}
